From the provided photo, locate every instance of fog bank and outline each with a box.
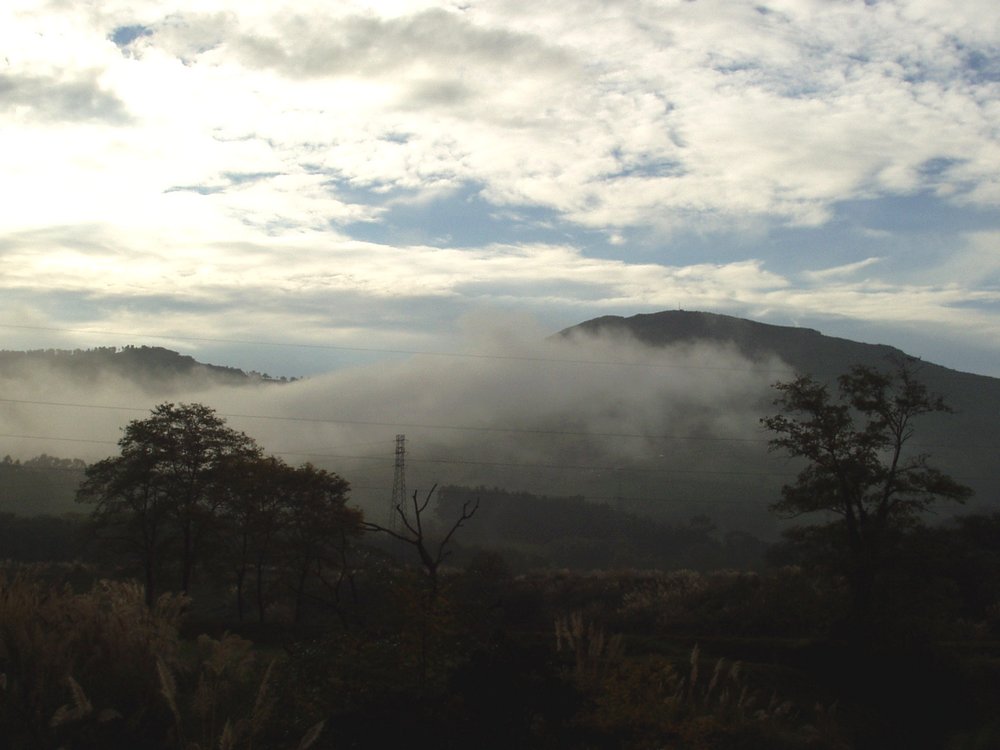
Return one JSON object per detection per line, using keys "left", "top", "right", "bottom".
{"left": 0, "top": 318, "right": 796, "bottom": 530}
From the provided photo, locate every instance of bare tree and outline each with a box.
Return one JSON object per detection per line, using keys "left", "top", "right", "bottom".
{"left": 363, "top": 484, "right": 479, "bottom": 601}
{"left": 362, "top": 484, "right": 478, "bottom": 687}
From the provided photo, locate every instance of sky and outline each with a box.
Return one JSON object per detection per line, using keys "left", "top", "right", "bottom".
{"left": 2, "top": 0, "right": 1000, "bottom": 378}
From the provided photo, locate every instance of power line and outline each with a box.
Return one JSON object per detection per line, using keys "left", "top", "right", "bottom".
{"left": 0, "top": 396, "right": 781, "bottom": 445}
{"left": 0, "top": 431, "right": 788, "bottom": 476}
{"left": 349, "top": 484, "right": 773, "bottom": 507}
{"left": 0, "top": 323, "right": 793, "bottom": 373}
{"left": 0, "top": 433, "right": 117, "bottom": 446}
{"left": 0, "top": 467, "right": 773, "bottom": 511}
{"left": 3, "top": 431, "right": 998, "bottom": 483}
{"left": 0, "top": 398, "right": 145, "bottom": 414}
{"left": 0, "top": 396, "right": 975, "bottom": 450}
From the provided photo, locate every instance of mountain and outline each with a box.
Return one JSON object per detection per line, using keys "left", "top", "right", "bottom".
{"left": 559, "top": 310, "right": 1000, "bottom": 409}
{"left": 0, "top": 345, "right": 288, "bottom": 392}
{"left": 560, "top": 310, "right": 1000, "bottom": 515}
{"left": 561, "top": 310, "right": 907, "bottom": 377}
{"left": 561, "top": 310, "right": 988, "bottom": 384}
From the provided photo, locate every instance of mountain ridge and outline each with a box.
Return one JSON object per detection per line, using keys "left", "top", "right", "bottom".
{"left": 0, "top": 345, "right": 294, "bottom": 391}
{"left": 560, "top": 309, "right": 993, "bottom": 381}
{"left": 560, "top": 309, "right": 999, "bottom": 515}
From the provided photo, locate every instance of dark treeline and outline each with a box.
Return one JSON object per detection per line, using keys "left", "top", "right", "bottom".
{"left": 0, "top": 513, "right": 87, "bottom": 562}
{"left": 0, "top": 456, "right": 769, "bottom": 573}
{"left": 436, "top": 485, "right": 769, "bottom": 571}
{"left": 0, "top": 454, "right": 87, "bottom": 516}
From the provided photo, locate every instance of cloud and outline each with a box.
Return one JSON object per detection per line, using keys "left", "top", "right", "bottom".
{"left": 919, "top": 230, "right": 1000, "bottom": 286}
{"left": 4, "top": 219, "right": 998, "bottom": 374}
{"left": 5, "top": 1, "right": 998, "bottom": 237}
{"left": 1, "top": 0, "right": 999, "bottom": 379}
{"left": 14, "top": 0, "right": 984, "bottom": 230}
{"left": 0, "top": 71, "right": 131, "bottom": 124}
{"left": 802, "top": 257, "right": 884, "bottom": 282}
{"left": 225, "top": 9, "right": 574, "bottom": 80}
{"left": 0, "top": 226, "right": 789, "bottom": 309}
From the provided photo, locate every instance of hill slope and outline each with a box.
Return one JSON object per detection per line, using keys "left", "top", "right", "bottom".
{"left": 561, "top": 310, "right": 906, "bottom": 376}
{"left": 560, "top": 310, "right": 1000, "bottom": 512}
{"left": 0, "top": 345, "right": 274, "bottom": 392}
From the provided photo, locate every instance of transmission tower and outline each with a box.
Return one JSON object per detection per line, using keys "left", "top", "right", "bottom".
{"left": 389, "top": 434, "right": 406, "bottom": 531}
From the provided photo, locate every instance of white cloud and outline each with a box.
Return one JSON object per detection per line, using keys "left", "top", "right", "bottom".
{"left": 918, "top": 230, "right": 1000, "bottom": 285}
{"left": 803, "top": 257, "right": 884, "bottom": 282}
{"left": 1, "top": 0, "right": 998, "bottom": 375}
{"left": 0, "top": 229, "right": 786, "bottom": 306}
{"left": 5, "top": 0, "right": 995, "bottom": 233}
{"left": 3, "top": 222, "right": 996, "bottom": 354}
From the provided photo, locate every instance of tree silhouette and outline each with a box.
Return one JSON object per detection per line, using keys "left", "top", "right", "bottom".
{"left": 78, "top": 403, "right": 259, "bottom": 601}
{"left": 362, "top": 485, "right": 478, "bottom": 688}
{"left": 761, "top": 358, "right": 971, "bottom": 631}
{"left": 78, "top": 446, "right": 172, "bottom": 605}
{"left": 215, "top": 454, "right": 289, "bottom": 622}
{"left": 364, "top": 484, "right": 478, "bottom": 601}
{"left": 279, "top": 462, "right": 361, "bottom": 624}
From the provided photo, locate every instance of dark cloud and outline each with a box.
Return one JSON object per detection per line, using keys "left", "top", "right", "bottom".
{"left": 158, "top": 8, "right": 572, "bottom": 80}
{"left": 402, "top": 78, "right": 475, "bottom": 109}
{"left": 0, "top": 72, "right": 131, "bottom": 124}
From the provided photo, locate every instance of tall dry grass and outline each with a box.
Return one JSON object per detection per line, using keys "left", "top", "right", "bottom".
{"left": 555, "top": 617, "right": 848, "bottom": 750}
{"left": 0, "top": 572, "right": 324, "bottom": 749}
{"left": 0, "top": 572, "right": 187, "bottom": 747}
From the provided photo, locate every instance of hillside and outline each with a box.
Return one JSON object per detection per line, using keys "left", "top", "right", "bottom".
{"left": 0, "top": 345, "right": 286, "bottom": 392}
{"left": 560, "top": 310, "right": 1000, "bottom": 513}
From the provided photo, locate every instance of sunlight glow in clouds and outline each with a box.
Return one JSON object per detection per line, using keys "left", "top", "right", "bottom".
{"left": 1, "top": 0, "right": 999, "bottom": 375}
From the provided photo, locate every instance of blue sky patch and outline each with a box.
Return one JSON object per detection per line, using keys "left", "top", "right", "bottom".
{"left": 110, "top": 25, "right": 152, "bottom": 47}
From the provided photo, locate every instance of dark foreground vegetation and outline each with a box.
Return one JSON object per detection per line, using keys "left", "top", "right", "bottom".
{"left": 1, "top": 360, "right": 999, "bottom": 749}
{"left": 3, "top": 534, "right": 1000, "bottom": 750}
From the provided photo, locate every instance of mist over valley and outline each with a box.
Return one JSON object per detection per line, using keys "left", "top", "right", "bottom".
{"left": 3, "top": 311, "right": 996, "bottom": 541}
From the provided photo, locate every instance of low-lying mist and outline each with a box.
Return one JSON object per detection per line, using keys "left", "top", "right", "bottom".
{"left": 0, "top": 319, "right": 797, "bottom": 533}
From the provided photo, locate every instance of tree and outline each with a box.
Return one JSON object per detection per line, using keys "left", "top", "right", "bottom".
{"left": 364, "top": 484, "right": 479, "bottom": 602}
{"left": 214, "top": 456, "right": 362, "bottom": 624}
{"left": 78, "top": 403, "right": 260, "bottom": 601}
{"left": 279, "top": 462, "right": 362, "bottom": 624}
{"left": 78, "top": 447, "right": 172, "bottom": 605}
{"left": 761, "top": 358, "right": 972, "bottom": 631}
{"left": 215, "top": 454, "right": 289, "bottom": 622}
{"left": 362, "top": 485, "right": 479, "bottom": 688}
